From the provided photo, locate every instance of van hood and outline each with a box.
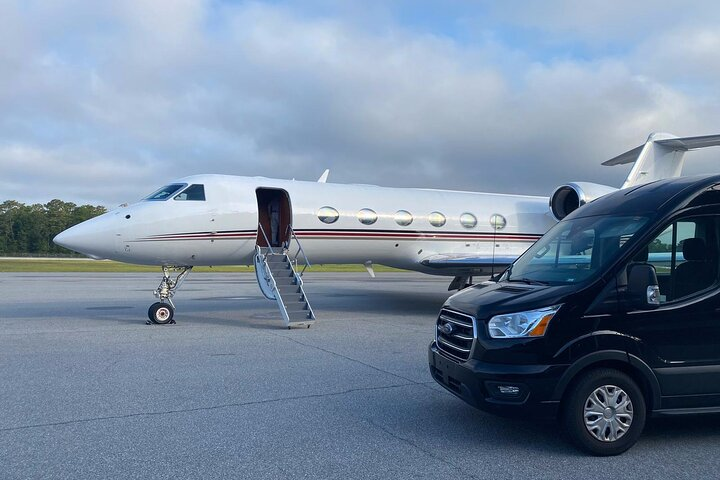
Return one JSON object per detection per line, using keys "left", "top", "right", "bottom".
{"left": 445, "top": 280, "right": 579, "bottom": 320}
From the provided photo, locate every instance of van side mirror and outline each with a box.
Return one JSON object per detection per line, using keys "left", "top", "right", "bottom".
{"left": 627, "top": 263, "right": 660, "bottom": 309}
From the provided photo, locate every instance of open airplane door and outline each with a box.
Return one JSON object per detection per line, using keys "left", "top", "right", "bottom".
{"left": 255, "top": 188, "right": 292, "bottom": 249}
{"left": 254, "top": 188, "right": 292, "bottom": 300}
{"left": 252, "top": 189, "right": 316, "bottom": 328}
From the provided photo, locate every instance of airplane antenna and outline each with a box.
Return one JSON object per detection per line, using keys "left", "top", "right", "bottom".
{"left": 491, "top": 223, "right": 497, "bottom": 279}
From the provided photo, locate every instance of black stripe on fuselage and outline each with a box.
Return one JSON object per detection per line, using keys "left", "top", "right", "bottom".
{"left": 132, "top": 228, "right": 542, "bottom": 242}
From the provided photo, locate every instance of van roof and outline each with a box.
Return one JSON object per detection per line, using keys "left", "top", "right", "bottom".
{"left": 570, "top": 174, "right": 720, "bottom": 219}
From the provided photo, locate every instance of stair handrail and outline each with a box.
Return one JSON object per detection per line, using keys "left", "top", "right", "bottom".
{"left": 288, "top": 226, "right": 311, "bottom": 276}
{"left": 257, "top": 223, "right": 275, "bottom": 254}
{"left": 255, "top": 245, "right": 277, "bottom": 289}
{"left": 254, "top": 244, "right": 291, "bottom": 324}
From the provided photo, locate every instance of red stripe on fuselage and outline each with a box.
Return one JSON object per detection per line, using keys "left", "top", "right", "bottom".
{"left": 133, "top": 229, "right": 541, "bottom": 242}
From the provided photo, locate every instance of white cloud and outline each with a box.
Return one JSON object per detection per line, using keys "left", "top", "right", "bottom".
{"left": 1, "top": 0, "right": 720, "bottom": 206}
{"left": 0, "top": 144, "right": 150, "bottom": 205}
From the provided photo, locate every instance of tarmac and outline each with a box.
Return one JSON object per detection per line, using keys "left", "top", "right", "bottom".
{"left": 1, "top": 272, "right": 719, "bottom": 479}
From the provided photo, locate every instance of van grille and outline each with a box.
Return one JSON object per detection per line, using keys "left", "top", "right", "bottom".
{"left": 435, "top": 309, "right": 476, "bottom": 362}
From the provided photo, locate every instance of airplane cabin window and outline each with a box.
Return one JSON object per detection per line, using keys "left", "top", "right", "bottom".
{"left": 144, "top": 184, "right": 187, "bottom": 201}
{"left": 357, "top": 209, "right": 378, "bottom": 225}
{"left": 490, "top": 214, "right": 507, "bottom": 230}
{"left": 395, "top": 210, "right": 413, "bottom": 226}
{"left": 429, "top": 212, "right": 446, "bottom": 227}
{"left": 460, "top": 213, "right": 477, "bottom": 228}
{"left": 317, "top": 206, "right": 340, "bottom": 224}
{"left": 174, "top": 184, "right": 206, "bottom": 201}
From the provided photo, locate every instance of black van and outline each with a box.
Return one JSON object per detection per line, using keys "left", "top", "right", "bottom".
{"left": 429, "top": 175, "right": 720, "bottom": 455}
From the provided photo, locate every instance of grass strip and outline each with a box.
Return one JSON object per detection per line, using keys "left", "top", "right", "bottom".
{"left": 0, "top": 258, "right": 404, "bottom": 273}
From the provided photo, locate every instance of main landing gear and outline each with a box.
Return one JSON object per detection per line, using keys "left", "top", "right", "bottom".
{"left": 147, "top": 266, "right": 192, "bottom": 325}
{"left": 448, "top": 275, "right": 473, "bottom": 291}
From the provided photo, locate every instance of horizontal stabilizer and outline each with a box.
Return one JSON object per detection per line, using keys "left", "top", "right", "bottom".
{"left": 655, "top": 134, "right": 720, "bottom": 150}
{"left": 602, "top": 132, "right": 720, "bottom": 189}
{"left": 603, "top": 133, "right": 720, "bottom": 166}
{"left": 602, "top": 145, "right": 646, "bottom": 166}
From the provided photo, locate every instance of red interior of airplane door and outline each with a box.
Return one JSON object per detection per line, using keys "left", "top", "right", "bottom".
{"left": 256, "top": 188, "right": 292, "bottom": 248}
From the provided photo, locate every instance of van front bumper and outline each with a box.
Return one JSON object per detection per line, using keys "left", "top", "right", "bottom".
{"left": 428, "top": 342, "right": 567, "bottom": 419}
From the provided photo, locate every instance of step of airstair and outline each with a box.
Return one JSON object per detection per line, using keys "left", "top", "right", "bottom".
{"left": 255, "top": 247, "right": 315, "bottom": 328}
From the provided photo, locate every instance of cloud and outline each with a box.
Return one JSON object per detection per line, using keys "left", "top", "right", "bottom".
{"left": 1, "top": 0, "right": 720, "bottom": 206}
{"left": 480, "top": 1, "right": 720, "bottom": 49}
{"left": 0, "top": 143, "right": 151, "bottom": 205}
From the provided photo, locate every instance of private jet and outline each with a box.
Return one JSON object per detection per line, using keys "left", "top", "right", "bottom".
{"left": 54, "top": 133, "right": 720, "bottom": 327}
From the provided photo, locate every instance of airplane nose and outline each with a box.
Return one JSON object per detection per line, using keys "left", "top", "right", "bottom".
{"left": 53, "top": 214, "right": 118, "bottom": 259}
{"left": 52, "top": 230, "right": 72, "bottom": 250}
{"left": 53, "top": 227, "right": 89, "bottom": 252}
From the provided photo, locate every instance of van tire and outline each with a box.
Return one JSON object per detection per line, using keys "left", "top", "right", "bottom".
{"left": 562, "top": 368, "right": 646, "bottom": 456}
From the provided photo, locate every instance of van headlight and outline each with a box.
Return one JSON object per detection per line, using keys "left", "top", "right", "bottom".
{"left": 487, "top": 305, "right": 561, "bottom": 338}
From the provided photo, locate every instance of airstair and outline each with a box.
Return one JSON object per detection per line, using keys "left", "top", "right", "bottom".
{"left": 254, "top": 226, "right": 316, "bottom": 328}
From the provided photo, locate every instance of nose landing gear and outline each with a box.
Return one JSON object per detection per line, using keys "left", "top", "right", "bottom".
{"left": 147, "top": 266, "right": 193, "bottom": 325}
{"left": 148, "top": 302, "right": 174, "bottom": 324}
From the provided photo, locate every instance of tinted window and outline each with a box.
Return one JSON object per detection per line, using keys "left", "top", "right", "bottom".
{"left": 460, "top": 213, "right": 477, "bottom": 229}
{"left": 429, "top": 212, "right": 446, "bottom": 227}
{"left": 395, "top": 210, "right": 413, "bottom": 226}
{"left": 317, "top": 206, "right": 339, "bottom": 224}
{"left": 174, "top": 184, "right": 206, "bottom": 201}
{"left": 357, "top": 209, "right": 377, "bottom": 225}
{"left": 639, "top": 216, "right": 718, "bottom": 303}
{"left": 505, "top": 215, "right": 648, "bottom": 285}
{"left": 490, "top": 214, "right": 506, "bottom": 230}
{"left": 144, "top": 184, "right": 186, "bottom": 201}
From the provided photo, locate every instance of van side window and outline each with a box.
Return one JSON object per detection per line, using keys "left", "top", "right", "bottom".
{"left": 640, "top": 216, "right": 719, "bottom": 303}
{"left": 174, "top": 184, "right": 206, "bottom": 201}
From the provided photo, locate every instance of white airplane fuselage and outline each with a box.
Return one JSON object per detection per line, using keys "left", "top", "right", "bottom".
{"left": 56, "top": 174, "right": 553, "bottom": 274}
{"left": 51, "top": 133, "right": 720, "bottom": 325}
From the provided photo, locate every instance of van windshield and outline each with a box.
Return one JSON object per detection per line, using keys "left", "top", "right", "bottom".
{"left": 503, "top": 215, "right": 649, "bottom": 286}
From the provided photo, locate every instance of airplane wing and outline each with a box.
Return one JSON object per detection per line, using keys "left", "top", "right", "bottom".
{"left": 420, "top": 253, "right": 519, "bottom": 271}
{"left": 420, "top": 253, "right": 519, "bottom": 289}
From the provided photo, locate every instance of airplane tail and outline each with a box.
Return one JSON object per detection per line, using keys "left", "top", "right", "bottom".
{"left": 603, "top": 132, "right": 720, "bottom": 188}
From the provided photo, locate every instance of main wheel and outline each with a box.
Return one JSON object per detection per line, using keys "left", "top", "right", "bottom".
{"left": 562, "top": 368, "right": 646, "bottom": 456}
{"left": 148, "top": 302, "right": 174, "bottom": 325}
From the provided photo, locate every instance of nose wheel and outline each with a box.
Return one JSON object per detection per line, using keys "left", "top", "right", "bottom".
{"left": 148, "top": 302, "right": 175, "bottom": 325}
{"left": 147, "top": 266, "right": 192, "bottom": 325}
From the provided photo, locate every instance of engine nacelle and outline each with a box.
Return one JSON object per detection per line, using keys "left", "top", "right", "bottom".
{"left": 549, "top": 182, "right": 617, "bottom": 221}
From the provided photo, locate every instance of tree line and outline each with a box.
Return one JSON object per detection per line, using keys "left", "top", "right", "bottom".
{"left": 0, "top": 200, "right": 106, "bottom": 255}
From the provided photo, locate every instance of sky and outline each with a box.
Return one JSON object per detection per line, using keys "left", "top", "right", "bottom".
{"left": 2, "top": 0, "right": 720, "bottom": 206}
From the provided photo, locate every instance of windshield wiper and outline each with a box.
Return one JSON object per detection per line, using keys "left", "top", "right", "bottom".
{"left": 507, "top": 277, "right": 549, "bottom": 286}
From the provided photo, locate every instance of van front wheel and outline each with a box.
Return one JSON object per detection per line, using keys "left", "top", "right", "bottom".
{"left": 562, "top": 368, "right": 646, "bottom": 456}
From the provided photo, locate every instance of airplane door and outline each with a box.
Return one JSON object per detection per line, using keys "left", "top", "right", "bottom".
{"left": 256, "top": 188, "right": 292, "bottom": 248}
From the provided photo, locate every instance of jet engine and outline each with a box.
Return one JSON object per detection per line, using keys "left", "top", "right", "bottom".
{"left": 549, "top": 182, "right": 617, "bottom": 221}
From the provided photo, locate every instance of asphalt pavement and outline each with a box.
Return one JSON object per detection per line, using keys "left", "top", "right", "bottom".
{"left": 0, "top": 272, "right": 718, "bottom": 479}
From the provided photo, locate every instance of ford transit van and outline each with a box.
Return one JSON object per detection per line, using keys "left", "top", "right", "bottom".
{"left": 429, "top": 175, "right": 720, "bottom": 455}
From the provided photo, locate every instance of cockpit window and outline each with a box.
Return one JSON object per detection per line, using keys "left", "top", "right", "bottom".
{"left": 174, "top": 184, "right": 206, "bottom": 201}
{"left": 144, "top": 184, "right": 186, "bottom": 201}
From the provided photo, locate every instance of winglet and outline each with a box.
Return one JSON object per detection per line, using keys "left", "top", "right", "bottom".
{"left": 317, "top": 169, "right": 330, "bottom": 183}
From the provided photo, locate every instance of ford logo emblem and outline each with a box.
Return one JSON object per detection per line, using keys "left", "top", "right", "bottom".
{"left": 438, "top": 322, "right": 454, "bottom": 335}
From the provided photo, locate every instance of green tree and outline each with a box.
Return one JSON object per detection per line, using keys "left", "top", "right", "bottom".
{"left": 0, "top": 199, "right": 106, "bottom": 255}
{"left": 0, "top": 201, "right": 23, "bottom": 254}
